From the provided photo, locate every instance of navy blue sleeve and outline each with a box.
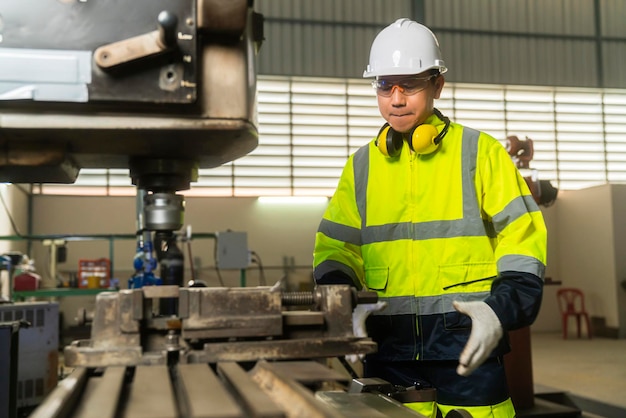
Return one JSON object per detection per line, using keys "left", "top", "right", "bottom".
{"left": 484, "top": 271, "right": 543, "bottom": 331}
{"left": 315, "top": 271, "right": 357, "bottom": 287}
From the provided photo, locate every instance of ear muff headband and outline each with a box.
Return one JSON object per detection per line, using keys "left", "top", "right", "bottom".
{"left": 376, "top": 108, "right": 450, "bottom": 157}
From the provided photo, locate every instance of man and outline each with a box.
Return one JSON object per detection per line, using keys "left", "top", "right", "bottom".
{"left": 313, "top": 18, "right": 546, "bottom": 418}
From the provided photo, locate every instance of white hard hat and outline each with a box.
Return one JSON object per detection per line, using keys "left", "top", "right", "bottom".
{"left": 363, "top": 18, "right": 448, "bottom": 78}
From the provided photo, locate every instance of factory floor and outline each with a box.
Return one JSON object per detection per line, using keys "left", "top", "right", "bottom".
{"left": 530, "top": 331, "right": 626, "bottom": 417}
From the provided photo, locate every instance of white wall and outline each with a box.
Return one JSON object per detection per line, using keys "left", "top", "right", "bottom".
{"left": 0, "top": 184, "right": 30, "bottom": 255}
{"left": 553, "top": 185, "right": 619, "bottom": 330}
{"left": 542, "top": 183, "right": 626, "bottom": 337}
{"left": 29, "top": 195, "right": 327, "bottom": 290}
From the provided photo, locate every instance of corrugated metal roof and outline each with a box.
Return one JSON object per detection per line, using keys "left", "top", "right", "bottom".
{"left": 255, "top": 0, "right": 626, "bottom": 89}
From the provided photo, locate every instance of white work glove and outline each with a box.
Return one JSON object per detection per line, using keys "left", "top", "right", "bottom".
{"left": 345, "top": 301, "right": 387, "bottom": 363}
{"left": 453, "top": 300, "right": 503, "bottom": 377}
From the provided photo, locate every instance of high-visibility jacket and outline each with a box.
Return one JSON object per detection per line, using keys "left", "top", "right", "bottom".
{"left": 313, "top": 112, "right": 547, "bottom": 362}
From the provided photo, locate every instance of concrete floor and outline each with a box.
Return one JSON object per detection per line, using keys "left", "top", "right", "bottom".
{"left": 530, "top": 331, "right": 626, "bottom": 416}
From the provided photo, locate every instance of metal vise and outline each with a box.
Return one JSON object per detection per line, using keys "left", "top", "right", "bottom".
{"left": 64, "top": 285, "right": 379, "bottom": 367}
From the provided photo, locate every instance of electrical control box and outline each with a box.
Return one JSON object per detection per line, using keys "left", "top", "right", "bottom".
{"left": 216, "top": 231, "right": 249, "bottom": 270}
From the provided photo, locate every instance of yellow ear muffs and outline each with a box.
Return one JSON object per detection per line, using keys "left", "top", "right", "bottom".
{"left": 375, "top": 108, "right": 451, "bottom": 157}
{"left": 410, "top": 123, "right": 440, "bottom": 154}
{"left": 376, "top": 124, "right": 404, "bottom": 157}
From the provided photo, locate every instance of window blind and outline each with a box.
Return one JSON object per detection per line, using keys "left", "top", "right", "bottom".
{"left": 34, "top": 76, "right": 626, "bottom": 196}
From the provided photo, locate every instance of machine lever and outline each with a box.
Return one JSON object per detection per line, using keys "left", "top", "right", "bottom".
{"left": 94, "top": 11, "right": 178, "bottom": 70}
{"left": 157, "top": 11, "right": 178, "bottom": 48}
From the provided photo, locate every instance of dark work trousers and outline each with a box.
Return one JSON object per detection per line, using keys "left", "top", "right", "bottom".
{"left": 363, "top": 357, "right": 510, "bottom": 407}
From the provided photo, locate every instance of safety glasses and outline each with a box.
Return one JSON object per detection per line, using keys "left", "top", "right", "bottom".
{"left": 372, "top": 74, "right": 437, "bottom": 97}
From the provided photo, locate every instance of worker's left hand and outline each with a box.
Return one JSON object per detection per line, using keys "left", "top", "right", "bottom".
{"left": 453, "top": 300, "right": 503, "bottom": 377}
{"left": 345, "top": 301, "right": 387, "bottom": 363}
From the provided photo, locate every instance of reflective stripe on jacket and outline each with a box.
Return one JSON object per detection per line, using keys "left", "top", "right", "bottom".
{"left": 313, "top": 113, "right": 547, "bottom": 361}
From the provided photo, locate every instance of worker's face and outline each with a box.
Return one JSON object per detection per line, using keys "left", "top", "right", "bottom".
{"left": 375, "top": 72, "right": 445, "bottom": 133}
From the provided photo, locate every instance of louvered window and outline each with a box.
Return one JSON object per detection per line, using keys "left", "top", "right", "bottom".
{"left": 33, "top": 76, "right": 626, "bottom": 196}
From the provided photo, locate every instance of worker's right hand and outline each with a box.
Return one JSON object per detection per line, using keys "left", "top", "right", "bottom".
{"left": 345, "top": 301, "right": 387, "bottom": 363}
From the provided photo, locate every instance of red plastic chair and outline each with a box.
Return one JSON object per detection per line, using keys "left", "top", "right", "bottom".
{"left": 556, "top": 288, "right": 592, "bottom": 339}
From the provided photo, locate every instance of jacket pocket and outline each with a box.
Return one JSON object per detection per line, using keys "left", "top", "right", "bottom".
{"left": 439, "top": 262, "right": 496, "bottom": 294}
{"left": 439, "top": 262, "right": 496, "bottom": 330}
{"left": 365, "top": 266, "right": 389, "bottom": 291}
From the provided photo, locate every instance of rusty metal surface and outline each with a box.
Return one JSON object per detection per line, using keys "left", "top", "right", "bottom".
{"left": 218, "top": 362, "right": 285, "bottom": 418}
{"left": 315, "top": 392, "right": 427, "bottom": 418}
{"left": 282, "top": 311, "right": 325, "bottom": 327}
{"left": 37, "top": 284, "right": 435, "bottom": 418}
{"left": 90, "top": 291, "right": 140, "bottom": 349}
{"left": 73, "top": 367, "right": 125, "bottom": 418}
{"left": 63, "top": 342, "right": 147, "bottom": 368}
{"left": 249, "top": 361, "right": 342, "bottom": 418}
{"left": 177, "top": 363, "right": 241, "bottom": 418}
{"left": 94, "top": 30, "right": 169, "bottom": 70}
{"left": 32, "top": 361, "right": 432, "bottom": 418}
{"left": 29, "top": 368, "right": 88, "bottom": 418}
{"left": 195, "top": 337, "right": 377, "bottom": 363}
{"left": 64, "top": 286, "right": 378, "bottom": 367}
{"left": 197, "top": 0, "right": 249, "bottom": 33}
{"left": 349, "top": 377, "right": 437, "bottom": 404}
{"left": 124, "top": 366, "right": 177, "bottom": 418}
{"left": 264, "top": 361, "right": 349, "bottom": 385}
{"left": 183, "top": 287, "right": 283, "bottom": 339}
{"left": 31, "top": 361, "right": 428, "bottom": 418}
{"left": 0, "top": 108, "right": 259, "bottom": 172}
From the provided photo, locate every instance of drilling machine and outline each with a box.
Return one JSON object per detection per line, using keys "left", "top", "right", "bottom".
{"left": 0, "top": 2, "right": 472, "bottom": 417}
